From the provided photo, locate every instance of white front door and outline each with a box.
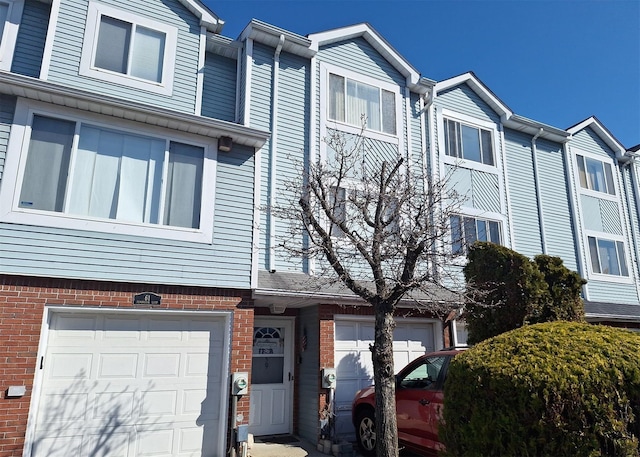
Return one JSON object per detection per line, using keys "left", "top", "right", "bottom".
{"left": 249, "top": 318, "right": 293, "bottom": 436}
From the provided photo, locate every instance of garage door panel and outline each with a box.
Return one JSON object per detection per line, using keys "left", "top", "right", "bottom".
{"left": 32, "top": 312, "right": 228, "bottom": 457}
{"left": 143, "top": 353, "right": 181, "bottom": 377}
{"left": 98, "top": 353, "right": 138, "bottom": 378}
{"left": 334, "top": 318, "right": 436, "bottom": 441}
{"left": 48, "top": 353, "right": 93, "bottom": 379}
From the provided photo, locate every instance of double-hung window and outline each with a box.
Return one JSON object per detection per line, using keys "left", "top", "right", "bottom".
{"left": 19, "top": 115, "right": 203, "bottom": 229}
{"left": 576, "top": 154, "right": 616, "bottom": 195}
{"left": 0, "top": 0, "right": 24, "bottom": 70}
{"left": 80, "top": 2, "right": 177, "bottom": 94}
{"left": 443, "top": 118, "right": 494, "bottom": 166}
{"left": 0, "top": 100, "right": 216, "bottom": 242}
{"left": 328, "top": 73, "right": 397, "bottom": 135}
{"left": 450, "top": 215, "right": 502, "bottom": 255}
{"left": 588, "top": 236, "right": 629, "bottom": 277}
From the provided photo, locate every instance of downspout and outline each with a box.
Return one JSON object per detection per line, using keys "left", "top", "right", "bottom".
{"left": 563, "top": 142, "right": 588, "bottom": 299}
{"left": 531, "top": 128, "right": 547, "bottom": 254}
{"left": 268, "top": 34, "right": 285, "bottom": 273}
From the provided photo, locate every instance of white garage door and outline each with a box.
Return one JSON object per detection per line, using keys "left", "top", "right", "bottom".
{"left": 30, "top": 311, "right": 229, "bottom": 457}
{"left": 333, "top": 317, "right": 437, "bottom": 440}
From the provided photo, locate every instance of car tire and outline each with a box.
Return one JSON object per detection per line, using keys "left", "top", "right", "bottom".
{"left": 355, "top": 409, "right": 376, "bottom": 456}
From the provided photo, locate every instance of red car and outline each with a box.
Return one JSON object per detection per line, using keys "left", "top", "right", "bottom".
{"left": 351, "top": 349, "right": 462, "bottom": 456}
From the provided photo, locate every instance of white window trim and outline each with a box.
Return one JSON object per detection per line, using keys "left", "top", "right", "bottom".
{"left": 0, "top": 99, "right": 217, "bottom": 243}
{"left": 583, "top": 230, "right": 632, "bottom": 283}
{"left": 79, "top": 2, "right": 177, "bottom": 95}
{"left": 573, "top": 147, "right": 619, "bottom": 201}
{"left": 439, "top": 109, "right": 500, "bottom": 175}
{"left": 319, "top": 62, "right": 403, "bottom": 145}
{"left": 0, "top": 0, "right": 24, "bottom": 71}
{"left": 449, "top": 208, "right": 507, "bottom": 265}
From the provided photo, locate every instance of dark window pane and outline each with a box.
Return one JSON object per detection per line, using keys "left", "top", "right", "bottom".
{"left": 450, "top": 215, "right": 462, "bottom": 255}
{"left": 617, "top": 241, "right": 629, "bottom": 276}
{"left": 604, "top": 163, "right": 616, "bottom": 195}
{"left": 95, "top": 16, "right": 131, "bottom": 74}
{"left": 481, "top": 129, "right": 494, "bottom": 165}
{"left": 164, "top": 142, "right": 204, "bottom": 229}
{"left": 588, "top": 237, "right": 600, "bottom": 273}
{"left": 19, "top": 116, "right": 75, "bottom": 212}
{"left": 461, "top": 124, "right": 481, "bottom": 163}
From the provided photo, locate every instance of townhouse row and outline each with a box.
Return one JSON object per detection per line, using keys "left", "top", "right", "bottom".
{"left": 0, "top": 0, "right": 637, "bottom": 455}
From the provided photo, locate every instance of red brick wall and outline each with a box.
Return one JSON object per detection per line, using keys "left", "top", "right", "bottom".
{"left": 0, "top": 275, "right": 254, "bottom": 457}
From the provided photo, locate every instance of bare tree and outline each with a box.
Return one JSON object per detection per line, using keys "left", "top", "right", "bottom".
{"left": 272, "top": 126, "right": 466, "bottom": 457}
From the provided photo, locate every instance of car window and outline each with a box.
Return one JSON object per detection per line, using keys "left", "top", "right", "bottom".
{"left": 398, "top": 356, "right": 447, "bottom": 390}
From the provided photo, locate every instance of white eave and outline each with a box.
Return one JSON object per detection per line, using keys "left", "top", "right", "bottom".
{"left": 567, "top": 116, "right": 626, "bottom": 158}
{"left": 206, "top": 33, "right": 242, "bottom": 59}
{"left": 178, "top": 0, "right": 224, "bottom": 34}
{"left": 239, "top": 19, "right": 315, "bottom": 58}
{"left": 504, "top": 113, "right": 571, "bottom": 143}
{"left": 0, "top": 71, "right": 269, "bottom": 148}
{"left": 436, "top": 72, "right": 513, "bottom": 119}
{"left": 308, "top": 23, "right": 433, "bottom": 95}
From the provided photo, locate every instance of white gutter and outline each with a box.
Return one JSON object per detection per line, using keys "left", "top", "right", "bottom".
{"left": 531, "top": 128, "right": 547, "bottom": 253}
{"left": 268, "top": 35, "right": 285, "bottom": 273}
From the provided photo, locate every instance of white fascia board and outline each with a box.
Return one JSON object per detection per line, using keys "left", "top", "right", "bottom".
{"left": 0, "top": 71, "right": 269, "bottom": 148}
{"left": 177, "top": 0, "right": 224, "bottom": 33}
{"left": 206, "top": 33, "right": 242, "bottom": 59}
{"left": 567, "top": 116, "right": 626, "bottom": 158}
{"left": 436, "top": 72, "right": 512, "bottom": 119}
{"left": 308, "top": 23, "right": 423, "bottom": 90}
{"left": 239, "top": 20, "right": 314, "bottom": 58}
{"left": 503, "top": 114, "right": 571, "bottom": 143}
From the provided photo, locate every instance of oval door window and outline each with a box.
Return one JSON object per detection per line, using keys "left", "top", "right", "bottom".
{"left": 252, "top": 327, "right": 285, "bottom": 384}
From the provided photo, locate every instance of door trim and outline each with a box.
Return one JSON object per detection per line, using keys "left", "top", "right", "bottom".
{"left": 250, "top": 316, "right": 295, "bottom": 436}
{"left": 23, "top": 306, "right": 233, "bottom": 457}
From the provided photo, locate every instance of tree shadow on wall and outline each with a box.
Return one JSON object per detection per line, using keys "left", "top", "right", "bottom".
{"left": 30, "top": 371, "right": 158, "bottom": 457}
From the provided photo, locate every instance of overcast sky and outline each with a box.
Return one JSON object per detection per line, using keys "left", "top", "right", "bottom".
{"left": 205, "top": 0, "right": 640, "bottom": 148}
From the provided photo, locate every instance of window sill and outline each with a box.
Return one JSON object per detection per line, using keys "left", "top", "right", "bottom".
{"left": 443, "top": 155, "right": 498, "bottom": 175}
{"left": 0, "top": 205, "right": 213, "bottom": 244}
{"left": 325, "top": 119, "right": 399, "bottom": 144}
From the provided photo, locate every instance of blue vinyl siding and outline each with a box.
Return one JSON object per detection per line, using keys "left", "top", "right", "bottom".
{"left": 11, "top": 0, "right": 49, "bottom": 77}
{"left": 201, "top": 52, "right": 237, "bottom": 122}
{"left": 318, "top": 37, "right": 404, "bottom": 87}
{"left": 250, "top": 42, "right": 273, "bottom": 270}
{"left": 46, "top": 0, "right": 200, "bottom": 112}
{"left": 0, "top": 96, "right": 16, "bottom": 182}
{"left": 251, "top": 47, "right": 310, "bottom": 272}
{"left": 571, "top": 127, "right": 617, "bottom": 159}
{"left": 437, "top": 84, "right": 501, "bottom": 125}
{"left": 504, "top": 128, "right": 543, "bottom": 256}
{"left": 297, "top": 305, "right": 320, "bottom": 442}
{"left": 445, "top": 165, "right": 500, "bottom": 213}
{"left": 273, "top": 51, "right": 310, "bottom": 272}
{"left": 0, "top": 144, "right": 256, "bottom": 287}
{"left": 587, "top": 280, "right": 639, "bottom": 304}
{"left": 409, "top": 92, "right": 424, "bottom": 174}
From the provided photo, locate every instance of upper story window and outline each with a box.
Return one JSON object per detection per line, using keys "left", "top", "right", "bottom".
{"left": 576, "top": 154, "right": 615, "bottom": 196}
{"left": 0, "top": 0, "right": 24, "bottom": 71}
{"left": 80, "top": 2, "right": 177, "bottom": 95}
{"left": 450, "top": 214, "right": 502, "bottom": 255}
{"left": 588, "top": 235, "right": 628, "bottom": 277}
{"left": 328, "top": 73, "right": 397, "bottom": 135}
{"left": 0, "top": 100, "right": 216, "bottom": 243}
{"left": 443, "top": 118, "right": 494, "bottom": 166}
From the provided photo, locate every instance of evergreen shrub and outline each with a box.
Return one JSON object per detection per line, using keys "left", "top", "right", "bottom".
{"left": 441, "top": 322, "right": 640, "bottom": 456}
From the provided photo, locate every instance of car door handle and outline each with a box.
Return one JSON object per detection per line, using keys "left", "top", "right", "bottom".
{"left": 419, "top": 398, "right": 430, "bottom": 406}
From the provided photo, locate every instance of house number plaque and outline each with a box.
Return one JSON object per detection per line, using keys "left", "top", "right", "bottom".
{"left": 133, "top": 292, "right": 162, "bottom": 306}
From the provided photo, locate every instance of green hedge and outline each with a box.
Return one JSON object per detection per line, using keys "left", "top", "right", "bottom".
{"left": 441, "top": 322, "right": 640, "bottom": 456}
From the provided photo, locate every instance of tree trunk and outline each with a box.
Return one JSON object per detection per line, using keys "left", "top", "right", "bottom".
{"left": 372, "top": 306, "right": 398, "bottom": 457}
